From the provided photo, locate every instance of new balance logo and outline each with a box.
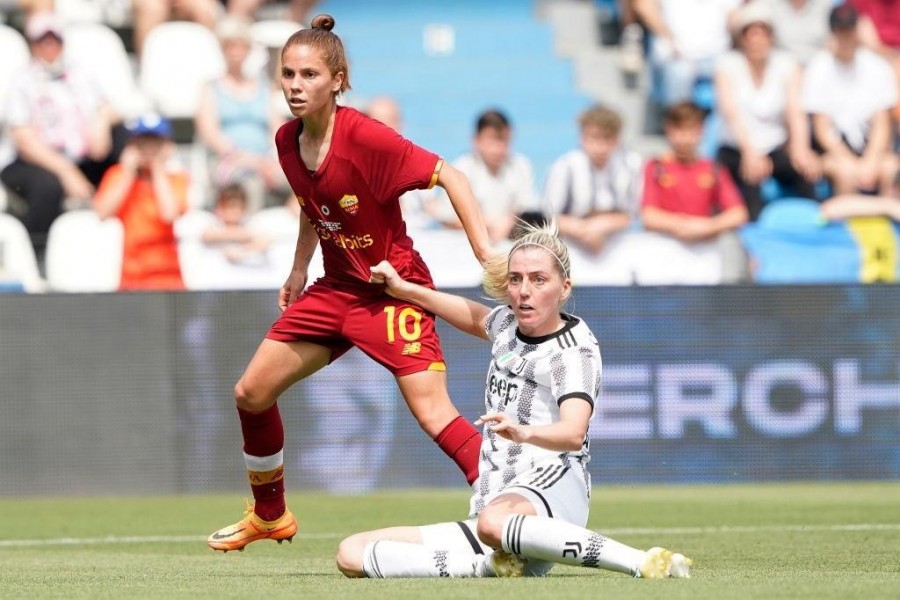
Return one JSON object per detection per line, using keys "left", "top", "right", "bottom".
{"left": 402, "top": 342, "right": 421, "bottom": 355}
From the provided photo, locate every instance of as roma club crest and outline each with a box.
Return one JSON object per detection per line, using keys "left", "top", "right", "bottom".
{"left": 339, "top": 194, "right": 360, "bottom": 215}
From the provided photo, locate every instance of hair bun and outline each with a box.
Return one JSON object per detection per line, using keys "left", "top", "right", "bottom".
{"left": 310, "top": 14, "right": 335, "bottom": 31}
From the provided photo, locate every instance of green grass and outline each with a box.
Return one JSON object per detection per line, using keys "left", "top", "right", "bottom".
{"left": 1, "top": 482, "right": 899, "bottom": 599}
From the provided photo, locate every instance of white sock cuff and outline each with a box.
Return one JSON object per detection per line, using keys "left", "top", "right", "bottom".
{"left": 243, "top": 449, "right": 283, "bottom": 472}
{"left": 500, "top": 513, "right": 526, "bottom": 554}
{"left": 361, "top": 541, "right": 383, "bottom": 578}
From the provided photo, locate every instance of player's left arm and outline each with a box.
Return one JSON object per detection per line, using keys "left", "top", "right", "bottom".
{"left": 435, "top": 162, "right": 494, "bottom": 265}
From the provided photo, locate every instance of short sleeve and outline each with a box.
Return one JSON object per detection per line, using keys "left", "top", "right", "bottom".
{"left": 542, "top": 156, "right": 570, "bottom": 215}
{"left": 641, "top": 161, "right": 663, "bottom": 209}
{"left": 549, "top": 345, "right": 601, "bottom": 409}
{"left": 715, "top": 164, "right": 745, "bottom": 212}
{"left": 350, "top": 116, "right": 441, "bottom": 201}
{"left": 484, "top": 305, "right": 514, "bottom": 342}
{"left": 5, "top": 72, "right": 32, "bottom": 129}
{"left": 801, "top": 52, "right": 830, "bottom": 114}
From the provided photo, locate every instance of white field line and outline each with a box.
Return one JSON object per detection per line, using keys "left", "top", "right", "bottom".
{"left": 0, "top": 523, "right": 898, "bottom": 549}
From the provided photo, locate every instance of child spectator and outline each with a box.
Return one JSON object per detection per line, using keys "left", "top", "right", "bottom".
{"left": 543, "top": 105, "right": 642, "bottom": 254}
{"left": 433, "top": 109, "right": 540, "bottom": 244}
{"left": 641, "top": 102, "right": 749, "bottom": 243}
{"left": 93, "top": 114, "right": 188, "bottom": 291}
{"left": 201, "top": 182, "right": 271, "bottom": 266}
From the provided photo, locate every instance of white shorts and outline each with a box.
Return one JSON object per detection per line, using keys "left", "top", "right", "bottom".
{"left": 418, "top": 462, "right": 590, "bottom": 576}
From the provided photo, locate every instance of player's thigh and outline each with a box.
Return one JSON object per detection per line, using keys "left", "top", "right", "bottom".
{"left": 505, "top": 463, "right": 591, "bottom": 527}
{"left": 236, "top": 338, "right": 331, "bottom": 409}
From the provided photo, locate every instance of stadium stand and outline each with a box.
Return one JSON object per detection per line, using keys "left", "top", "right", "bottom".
{"left": 44, "top": 209, "right": 123, "bottom": 292}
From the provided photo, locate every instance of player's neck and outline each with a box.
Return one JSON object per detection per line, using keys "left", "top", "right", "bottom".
{"left": 301, "top": 103, "right": 337, "bottom": 141}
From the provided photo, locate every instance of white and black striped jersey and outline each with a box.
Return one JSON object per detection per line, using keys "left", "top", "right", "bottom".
{"left": 469, "top": 305, "right": 601, "bottom": 517}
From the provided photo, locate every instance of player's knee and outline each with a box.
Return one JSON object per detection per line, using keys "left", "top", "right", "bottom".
{"left": 476, "top": 508, "right": 505, "bottom": 549}
{"left": 233, "top": 379, "right": 269, "bottom": 412}
{"left": 335, "top": 535, "right": 366, "bottom": 578}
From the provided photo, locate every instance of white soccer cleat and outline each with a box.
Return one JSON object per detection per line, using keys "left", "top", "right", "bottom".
{"left": 669, "top": 552, "right": 693, "bottom": 579}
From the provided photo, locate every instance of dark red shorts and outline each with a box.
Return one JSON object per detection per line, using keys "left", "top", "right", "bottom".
{"left": 266, "top": 280, "right": 446, "bottom": 376}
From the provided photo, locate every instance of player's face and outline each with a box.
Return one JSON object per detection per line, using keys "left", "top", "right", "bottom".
{"left": 280, "top": 43, "right": 344, "bottom": 119}
{"left": 507, "top": 247, "right": 571, "bottom": 337}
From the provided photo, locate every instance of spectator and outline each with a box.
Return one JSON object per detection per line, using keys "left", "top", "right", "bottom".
{"left": 195, "top": 15, "right": 283, "bottom": 212}
{"left": 803, "top": 4, "right": 899, "bottom": 196}
{"left": 852, "top": 0, "right": 900, "bottom": 120}
{"left": 542, "top": 105, "right": 642, "bottom": 254}
{"left": 93, "top": 114, "right": 189, "bottom": 291}
{"left": 617, "top": 0, "right": 645, "bottom": 81}
{"left": 0, "top": 0, "right": 53, "bottom": 18}
{"left": 633, "top": 0, "right": 741, "bottom": 106}
{"left": 433, "top": 109, "right": 540, "bottom": 244}
{"left": 363, "top": 96, "right": 442, "bottom": 232}
{"left": 762, "top": 0, "right": 833, "bottom": 65}
{"left": 224, "top": 0, "right": 318, "bottom": 24}
{"left": 200, "top": 182, "right": 271, "bottom": 265}
{"left": 642, "top": 102, "right": 749, "bottom": 243}
{"left": 131, "top": 0, "right": 219, "bottom": 56}
{"left": 715, "top": 0, "right": 820, "bottom": 221}
{"left": 0, "top": 10, "right": 125, "bottom": 254}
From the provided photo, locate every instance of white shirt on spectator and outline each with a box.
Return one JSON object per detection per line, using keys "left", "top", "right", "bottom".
{"left": 4, "top": 58, "right": 103, "bottom": 166}
{"left": 433, "top": 152, "right": 538, "bottom": 222}
{"left": 762, "top": 0, "right": 832, "bottom": 65}
{"left": 716, "top": 50, "right": 797, "bottom": 154}
{"left": 802, "top": 48, "right": 898, "bottom": 154}
{"left": 542, "top": 147, "right": 643, "bottom": 218}
{"left": 654, "top": 0, "right": 742, "bottom": 61}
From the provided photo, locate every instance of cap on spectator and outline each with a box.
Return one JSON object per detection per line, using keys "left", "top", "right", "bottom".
{"left": 731, "top": 0, "right": 774, "bottom": 34}
{"left": 127, "top": 114, "right": 173, "bottom": 138}
{"left": 24, "top": 11, "right": 64, "bottom": 42}
{"left": 829, "top": 3, "right": 858, "bottom": 32}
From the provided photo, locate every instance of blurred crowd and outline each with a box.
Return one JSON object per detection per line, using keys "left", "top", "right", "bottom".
{"left": 1, "top": 0, "right": 899, "bottom": 292}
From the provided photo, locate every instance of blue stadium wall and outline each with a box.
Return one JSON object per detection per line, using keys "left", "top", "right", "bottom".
{"left": 1, "top": 285, "right": 899, "bottom": 497}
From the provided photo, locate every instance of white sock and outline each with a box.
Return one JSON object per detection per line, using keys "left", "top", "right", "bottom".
{"left": 362, "top": 541, "right": 487, "bottom": 578}
{"left": 501, "top": 514, "right": 645, "bottom": 576}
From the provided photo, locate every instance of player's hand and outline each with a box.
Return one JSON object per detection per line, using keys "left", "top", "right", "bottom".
{"left": 279, "top": 269, "right": 308, "bottom": 312}
{"left": 475, "top": 412, "right": 530, "bottom": 444}
{"left": 369, "top": 260, "right": 405, "bottom": 297}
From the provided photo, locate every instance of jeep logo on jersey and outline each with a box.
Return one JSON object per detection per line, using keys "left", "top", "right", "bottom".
{"left": 339, "top": 194, "right": 359, "bottom": 215}
{"left": 489, "top": 374, "right": 519, "bottom": 407}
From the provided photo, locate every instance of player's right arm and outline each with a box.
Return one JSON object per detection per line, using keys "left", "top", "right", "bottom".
{"left": 435, "top": 163, "right": 494, "bottom": 265}
{"left": 369, "top": 260, "right": 491, "bottom": 340}
{"left": 279, "top": 212, "right": 319, "bottom": 311}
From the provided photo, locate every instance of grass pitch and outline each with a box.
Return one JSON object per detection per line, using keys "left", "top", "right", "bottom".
{"left": 1, "top": 482, "right": 898, "bottom": 599}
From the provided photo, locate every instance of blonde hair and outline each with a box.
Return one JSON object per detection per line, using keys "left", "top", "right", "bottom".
{"left": 482, "top": 221, "right": 571, "bottom": 301}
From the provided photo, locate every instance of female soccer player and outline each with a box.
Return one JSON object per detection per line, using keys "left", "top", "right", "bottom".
{"left": 208, "top": 14, "right": 492, "bottom": 552}
{"left": 334, "top": 222, "right": 692, "bottom": 579}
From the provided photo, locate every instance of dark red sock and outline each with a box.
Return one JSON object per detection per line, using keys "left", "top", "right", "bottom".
{"left": 238, "top": 404, "right": 286, "bottom": 521}
{"left": 435, "top": 415, "right": 482, "bottom": 485}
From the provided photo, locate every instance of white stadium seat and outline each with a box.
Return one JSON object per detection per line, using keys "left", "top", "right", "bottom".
{"left": 139, "top": 21, "right": 225, "bottom": 118}
{"left": 0, "top": 24, "right": 29, "bottom": 113}
{"left": 45, "top": 210, "right": 123, "bottom": 292}
{"left": 64, "top": 22, "right": 149, "bottom": 118}
{"left": 0, "top": 213, "right": 45, "bottom": 293}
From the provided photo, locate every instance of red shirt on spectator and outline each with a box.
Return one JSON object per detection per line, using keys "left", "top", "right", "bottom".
{"left": 852, "top": 0, "right": 900, "bottom": 48}
{"left": 641, "top": 155, "right": 744, "bottom": 216}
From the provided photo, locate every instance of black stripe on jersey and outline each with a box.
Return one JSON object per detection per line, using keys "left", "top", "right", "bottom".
{"left": 556, "top": 329, "right": 577, "bottom": 350}
{"left": 542, "top": 466, "right": 570, "bottom": 490}
{"left": 456, "top": 521, "right": 484, "bottom": 555}
{"left": 530, "top": 465, "right": 563, "bottom": 488}
{"left": 558, "top": 391, "right": 595, "bottom": 409}
{"left": 509, "top": 485, "right": 554, "bottom": 518}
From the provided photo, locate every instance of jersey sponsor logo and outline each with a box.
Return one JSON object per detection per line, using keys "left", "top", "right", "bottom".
{"left": 338, "top": 194, "right": 360, "bottom": 215}
{"left": 489, "top": 374, "right": 519, "bottom": 407}
{"left": 295, "top": 194, "right": 305, "bottom": 206}
{"left": 317, "top": 219, "right": 342, "bottom": 232}
{"left": 698, "top": 172, "right": 715, "bottom": 189}
{"left": 401, "top": 341, "right": 422, "bottom": 355}
{"left": 333, "top": 232, "right": 375, "bottom": 250}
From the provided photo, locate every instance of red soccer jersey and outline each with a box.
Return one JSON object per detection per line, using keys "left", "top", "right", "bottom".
{"left": 275, "top": 106, "right": 442, "bottom": 290}
{"left": 852, "top": 0, "right": 900, "bottom": 48}
{"left": 641, "top": 156, "right": 744, "bottom": 216}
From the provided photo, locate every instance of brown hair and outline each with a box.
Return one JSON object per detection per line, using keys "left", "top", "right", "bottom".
{"left": 664, "top": 101, "right": 707, "bottom": 127}
{"left": 282, "top": 14, "right": 351, "bottom": 94}
{"left": 578, "top": 105, "right": 622, "bottom": 137}
{"left": 217, "top": 183, "right": 247, "bottom": 206}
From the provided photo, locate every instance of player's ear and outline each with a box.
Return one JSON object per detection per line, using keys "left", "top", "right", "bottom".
{"left": 560, "top": 279, "right": 572, "bottom": 303}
